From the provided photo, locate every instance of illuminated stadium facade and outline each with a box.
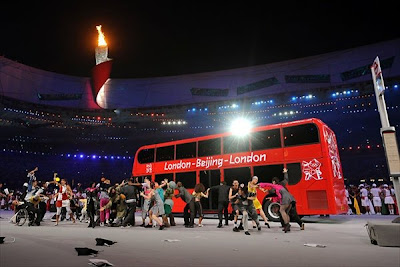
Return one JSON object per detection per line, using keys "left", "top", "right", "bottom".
{"left": 1, "top": 38, "right": 399, "bottom": 188}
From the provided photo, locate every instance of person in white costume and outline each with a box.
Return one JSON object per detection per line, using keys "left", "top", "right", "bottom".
{"left": 370, "top": 184, "right": 382, "bottom": 215}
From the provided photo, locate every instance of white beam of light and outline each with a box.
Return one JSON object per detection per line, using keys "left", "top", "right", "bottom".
{"left": 230, "top": 118, "right": 252, "bottom": 136}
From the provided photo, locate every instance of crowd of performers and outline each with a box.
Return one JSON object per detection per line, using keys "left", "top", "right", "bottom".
{"left": 345, "top": 183, "right": 398, "bottom": 215}
{"left": 1, "top": 167, "right": 307, "bottom": 234}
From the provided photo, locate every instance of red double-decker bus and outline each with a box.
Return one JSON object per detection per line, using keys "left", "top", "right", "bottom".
{"left": 132, "top": 118, "right": 347, "bottom": 221}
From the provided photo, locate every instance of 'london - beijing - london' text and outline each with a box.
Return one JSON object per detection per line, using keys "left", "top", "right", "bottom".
{"left": 163, "top": 153, "right": 267, "bottom": 171}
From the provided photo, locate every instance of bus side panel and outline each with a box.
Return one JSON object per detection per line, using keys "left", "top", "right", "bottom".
{"left": 322, "top": 126, "right": 347, "bottom": 214}
{"left": 133, "top": 159, "right": 151, "bottom": 177}
{"left": 283, "top": 144, "right": 323, "bottom": 162}
{"left": 288, "top": 158, "right": 337, "bottom": 216}
{"left": 283, "top": 144, "right": 330, "bottom": 215}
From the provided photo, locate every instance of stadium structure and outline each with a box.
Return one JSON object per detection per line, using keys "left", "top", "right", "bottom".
{"left": 1, "top": 38, "right": 399, "bottom": 188}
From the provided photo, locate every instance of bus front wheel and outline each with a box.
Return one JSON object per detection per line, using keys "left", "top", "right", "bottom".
{"left": 263, "top": 200, "right": 281, "bottom": 222}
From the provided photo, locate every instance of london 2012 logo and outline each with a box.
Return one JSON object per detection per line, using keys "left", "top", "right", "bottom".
{"left": 146, "top": 164, "right": 152, "bottom": 174}
{"left": 323, "top": 126, "right": 342, "bottom": 179}
{"left": 302, "top": 159, "right": 323, "bottom": 181}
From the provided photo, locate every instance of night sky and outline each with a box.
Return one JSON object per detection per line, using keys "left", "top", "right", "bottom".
{"left": 1, "top": 1, "right": 399, "bottom": 78}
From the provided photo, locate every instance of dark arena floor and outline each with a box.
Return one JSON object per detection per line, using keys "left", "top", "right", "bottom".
{"left": 0, "top": 211, "right": 399, "bottom": 267}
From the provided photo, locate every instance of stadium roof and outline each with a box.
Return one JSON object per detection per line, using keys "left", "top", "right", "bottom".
{"left": 1, "top": 38, "right": 399, "bottom": 109}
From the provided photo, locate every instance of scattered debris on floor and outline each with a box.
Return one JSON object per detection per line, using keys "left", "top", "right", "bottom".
{"left": 75, "top": 247, "right": 100, "bottom": 256}
{"left": 96, "top": 238, "right": 117, "bottom": 246}
{"left": 88, "top": 259, "right": 114, "bottom": 266}
{"left": 304, "top": 243, "right": 326, "bottom": 248}
{"left": 164, "top": 239, "right": 181, "bottom": 242}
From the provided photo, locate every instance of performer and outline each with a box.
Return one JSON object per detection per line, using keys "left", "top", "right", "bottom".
{"left": 141, "top": 182, "right": 165, "bottom": 230}
{"left": 258, "top": 169, "right": 296, "bottom": 233}
{"left": 383, "top": 184, "right": 395, "bottom": 215}
{"left": 24, "top": 179, "right": 44, "bottom": 226}
{"left": 234, "top": 184, "right": 260, "bottom": 235}
{"left": 99, "top": 178, "right": 111, "bottom": 226}
{"left": 345, "top": 186, "right": 354, "bottom": 215}
{"left": 26, "top": 167, "right": 38, "bottom": 192}
{"left": 37, "top": 181, "right": 50, "bottom": 223}
{"left": 269, "top": 169, "right": 304, "bottom": 230}
{"left": 359, "top": 184, "right": 371, "bottom": 214}
{"left": 99, "top": 186, "right": 126, "bottom": 227}
{"left": 192, "top": 183, "right": 210, "bottom": 227}
{"left": 389, "top": 185, "right": 398, "bottom": 215}
{"left": 155, "top": 181, "right": 169, "bottom": 227}
{"left": 370, "top": 184, "right": 382, "bottom": 215}
{"left": 163, "top": 180, "right": 176, "bottom": 226}
{"left": 175, "top": 182, "right": 195, "bottom": 228}
{"left": 229, "top": 180, "right": 242, "bottom": 232}
{"left": 210, "top": 181, "right": 231, "bottom": 228}
{"left": 139, "top": 177, "right": 151, "bottom": 227}
{"left": 248, "top": 176, "right": 270, "bottom": 228}
{"left": 119, "top": 177, "right": 139, "bottom": 227}
{"left": 0, "top": 183, "right": 10, "bottom": 216}
{"left": 51, "top": 174, "right": 75, "bottom": 226}
{"left": 85, "top": 182, "right": 99, "bottom": 228}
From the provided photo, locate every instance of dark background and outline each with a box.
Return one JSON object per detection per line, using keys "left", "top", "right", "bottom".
{"left": 1, "top": 1, "right": 399, "bottom": 78}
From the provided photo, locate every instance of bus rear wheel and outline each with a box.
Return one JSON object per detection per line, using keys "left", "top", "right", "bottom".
{"left": 263, "top": 200, "right": 281, "bottom": 222}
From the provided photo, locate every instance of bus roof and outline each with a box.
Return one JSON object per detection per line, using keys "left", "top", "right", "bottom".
{"left": 136, "top": 117, "right": 326, "bottom": 151}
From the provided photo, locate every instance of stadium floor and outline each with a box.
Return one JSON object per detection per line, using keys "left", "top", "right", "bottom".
{"left": 0, "top": 211, "right": 399, "bottom": 267}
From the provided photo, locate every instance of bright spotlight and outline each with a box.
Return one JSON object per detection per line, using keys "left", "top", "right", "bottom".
{"left": 230, "top": 118, "right": 252, "bottom": 136}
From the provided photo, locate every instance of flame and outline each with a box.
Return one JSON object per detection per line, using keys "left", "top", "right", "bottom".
{"left": 96, "top": 25, "right": 107, "bottom": 46}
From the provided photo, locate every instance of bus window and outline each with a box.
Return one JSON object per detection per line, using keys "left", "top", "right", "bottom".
{"left": 283, "top": 123, "right": 319, "bottom": 147}
{"left": 155, "top": 173, "right": 174, "bottom": 184}
{"left": 200, "top": 170, "right": 221, "bottom": 209}
{"left": 176, "top": 142, "right": 196, "bottom": 160}
{"left": 156, "top": 145, "right": 175, "bottom": 162}
{"left": 251, "top": 128, "right": 281, "bottom": 151}
{"left": 253, "top": 164, "right": 284, "bottom": 183}
{"left": 137, "top": 148, "right": 155, "bottom": 164}
{"left": 198, "top": 138, "right": 221, "bottom": 157}
{"left": 135, "top": 176, "right": 151, "bottom": 183}
{"left": 223, "top": 135, "right": 250, "bottom": 154}
{"left": 175, "top": 171, "right": 197, "bottom": 189}
{"left": 286, "top": 163, "right": 302, "bottom": 185}
{"left": 224, "top": 167, "right": 251, "bottom": 186}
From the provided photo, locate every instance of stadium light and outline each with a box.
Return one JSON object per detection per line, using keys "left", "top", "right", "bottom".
{"left": 230, "top": 118, "right": 252, "bottom": 136}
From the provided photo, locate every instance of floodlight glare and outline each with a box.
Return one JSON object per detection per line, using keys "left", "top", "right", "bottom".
{"left": 230, "top": 118, "right": 252, "bottom": 136}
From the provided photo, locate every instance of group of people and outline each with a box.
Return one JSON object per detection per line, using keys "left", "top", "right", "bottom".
{"left": 345, "top": 183, "right": 397, "bottom": 215}
{"left": 2, "top": 167, "right": 306, "bottom": 235}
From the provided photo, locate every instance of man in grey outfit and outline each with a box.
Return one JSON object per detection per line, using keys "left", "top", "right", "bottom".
{"left": 175, "top": 182, "right": 195, "bottom": 228}
{"left": 120, "top": 178, "right": 138, "bottom": 227}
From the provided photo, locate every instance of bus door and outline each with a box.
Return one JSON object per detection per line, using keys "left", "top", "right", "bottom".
{"left": 200, "top": 169, "right": 221, "bottom": 210}
{"left": 223, "top": 167, "right": 251, "bottom": 187}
